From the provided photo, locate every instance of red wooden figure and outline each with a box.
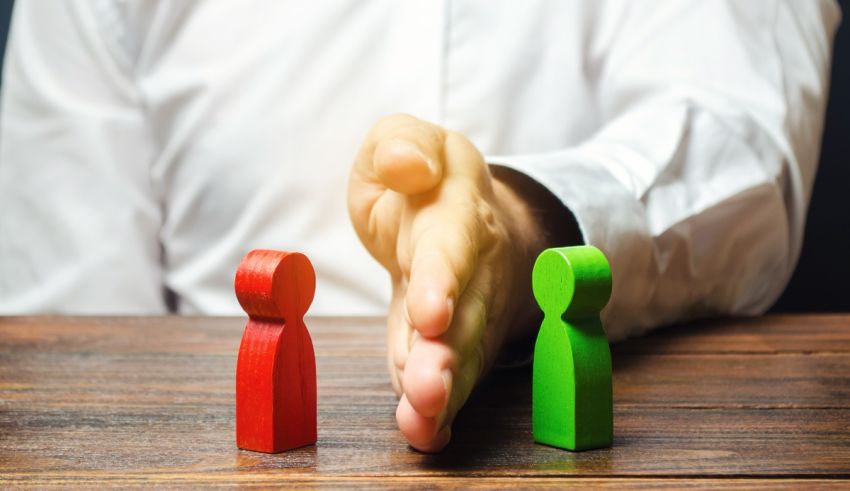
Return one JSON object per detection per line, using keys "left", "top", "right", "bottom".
{"left": 234, "top": 249, "right": 317, "bottom": 453}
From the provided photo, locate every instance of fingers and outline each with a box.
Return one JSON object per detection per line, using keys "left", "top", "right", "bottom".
{"left": 353, "top": 114, "right": 504, "bottom": 452}
{"left": 352, "top": 114, "right": 493, "bottom": 339}
{"left": 400, "top": 339, "right": 454, "bottom": 418}
{"left": 350, "top": 114, "right": 488, "bottom": 220}
{"left": 396, "top": 342, "right": 483, "bottom": 453}
{"left": 348, "top": 114, "right": 452, "bottom": 271}
{"left": 401, "top": 193, "right": 480, "bottom": 337}
{"left": 387, "top": 286, "right": 411, "bottom": 396}
{"left": 373, "top": 138, "right": 442, "bottom": 196}
{"left": 402, "top": 280, "right": 488, "bottom": 412}
{"left": 398, "top": 133, "right": 490, "bottom": 339}
{"left": 396, "top": 394, "right": 452, "bottom": 453}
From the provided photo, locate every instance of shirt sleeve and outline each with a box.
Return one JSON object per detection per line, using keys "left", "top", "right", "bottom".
{"left": 0, "top": 1, "right": 166, "bottom": 313}
{"left": 488, "top": 0, "right": 841, "bottom": 341}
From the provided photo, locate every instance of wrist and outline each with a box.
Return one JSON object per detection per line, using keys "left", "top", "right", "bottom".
{"left": 490, "top": 165, "right": 583, "bottom": 341}
{"left": 490, "top": 175, "right": 546, "bottom": 343}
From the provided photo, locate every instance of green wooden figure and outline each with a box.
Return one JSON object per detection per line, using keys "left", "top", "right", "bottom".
{"left": 532, "top": 245, "right": 613, "bottom": 451}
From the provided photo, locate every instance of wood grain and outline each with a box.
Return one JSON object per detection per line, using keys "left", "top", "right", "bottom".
{"left": 1, "top": 315, "right": 849, "bottom": 488}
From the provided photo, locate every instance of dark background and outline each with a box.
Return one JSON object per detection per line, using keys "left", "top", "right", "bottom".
{"left": 774, "top": 0, "right": 849, "bottom": 312}
{"left": 0, "top": 2, "right": 846, "bottom": 312}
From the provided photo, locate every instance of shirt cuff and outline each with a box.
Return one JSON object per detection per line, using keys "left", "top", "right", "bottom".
{"left": 487, "top": 150, "right": 654, "bottom": 342}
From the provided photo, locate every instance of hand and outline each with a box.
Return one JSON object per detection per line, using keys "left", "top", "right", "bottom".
{"left": 348, "top": 114, "right": 547, "bottom": 452}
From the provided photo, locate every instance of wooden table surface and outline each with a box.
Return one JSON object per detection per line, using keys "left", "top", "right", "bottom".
{"left": 1, "top": 315, "right": 849, "bottom": 488}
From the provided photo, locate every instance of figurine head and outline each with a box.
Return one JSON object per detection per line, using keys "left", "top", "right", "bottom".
{"left": 532, "top": 246, "right": 612, "bottom": 319}
{"left": 235, "top": 249, "right": 316, "bottom": 321}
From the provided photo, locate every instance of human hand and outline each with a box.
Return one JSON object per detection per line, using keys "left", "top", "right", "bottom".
{"left": 348, "top": 114, "right": 547, "bottom": 452}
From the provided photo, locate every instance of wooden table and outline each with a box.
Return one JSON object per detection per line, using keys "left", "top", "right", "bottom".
{"left": 1, "top": 315, "right": 849, "bottom": 488}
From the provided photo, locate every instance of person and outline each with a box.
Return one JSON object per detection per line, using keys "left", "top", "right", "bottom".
{"left": 0, "top": 1, "right": 840, "bottom": 452}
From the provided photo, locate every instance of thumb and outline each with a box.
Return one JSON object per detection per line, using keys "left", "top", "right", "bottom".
{"left": 374, "top": 138, "right": 442, "bottom": 195}
{"left": 355, "top": 114, "right": 445, "bottom": 196}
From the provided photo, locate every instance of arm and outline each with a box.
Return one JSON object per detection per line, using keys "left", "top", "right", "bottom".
{"left": 347, "top": 0, "right": 839, "bottom": 453}
{"left": 490, "top": 0, "right": 841, "bottom": 340}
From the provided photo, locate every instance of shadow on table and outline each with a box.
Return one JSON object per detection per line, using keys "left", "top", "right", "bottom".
{"left": 417, "top": 361, "right": 617, "bottom": 472}
{"left": 415, "top": 365, "right": 534, "bottom": 471}
{"left": 417, "top": 317, "right": 747, "bottom": 471}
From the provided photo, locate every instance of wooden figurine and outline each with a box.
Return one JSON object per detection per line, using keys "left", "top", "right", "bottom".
{"left": 532, "top": 245, "right": 613, "bottom": 451}
{"left": 234, "top": 249, "right": 317, "bottom": 453}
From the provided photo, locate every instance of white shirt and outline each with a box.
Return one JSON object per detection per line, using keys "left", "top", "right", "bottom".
{"left": 0, "top": 1, "right": 840, "bottom": 341}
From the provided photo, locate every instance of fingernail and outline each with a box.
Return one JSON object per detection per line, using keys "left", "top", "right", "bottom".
{"left": 446, "top": 297, "right": 454, "bottom": 325}
{"left": 425, "top": 156, "right": 438, "bottom": 175}
{"left": 395, "top": 141, "right": 434, "bottom": 173}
